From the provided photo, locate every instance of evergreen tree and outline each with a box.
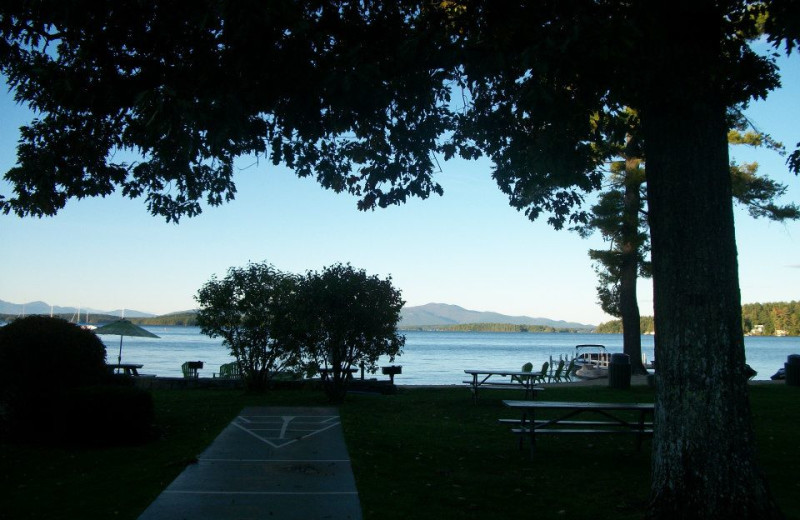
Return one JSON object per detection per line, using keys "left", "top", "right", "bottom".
{"left": 583, "top": 110, "right": 799, "bottom": 375}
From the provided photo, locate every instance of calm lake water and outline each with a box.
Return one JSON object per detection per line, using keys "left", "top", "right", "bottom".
{"left": 100, "top": 327, "right": 800, "bottom": 384}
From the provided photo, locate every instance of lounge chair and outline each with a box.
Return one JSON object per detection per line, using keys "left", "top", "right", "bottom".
{"left": 562, "top": 357, "right": 576, "bottom": 382}
{"left": 512, "top": 362, "right": 534, "bottom": 384}
{"left": 214, "top": 361, "right": 242, "bottom": 379}
{"left": 532, "top": 361, "right": 549, "bottom": 384}
{"left": 181, "top": 360, "right": 203, "bottom": 379}
{"left": 549, "top": 359, "right": 565, "bottom": 383}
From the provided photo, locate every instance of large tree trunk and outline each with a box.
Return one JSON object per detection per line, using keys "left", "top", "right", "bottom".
{"left": 641, "top": 3, "right": 780, "bottom": 518}
{"left": 620, "top": 159, "right": 646, "bottom": 375}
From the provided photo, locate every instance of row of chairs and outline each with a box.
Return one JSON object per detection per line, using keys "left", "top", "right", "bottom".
{"left": 514, "top": 358, "right": 576, "bottom": 384}
{"left": 183, "top": 362, "right": 296, "bottom": 380}
{"left": 181, "top": 361, "right": 241, "bottom": 379}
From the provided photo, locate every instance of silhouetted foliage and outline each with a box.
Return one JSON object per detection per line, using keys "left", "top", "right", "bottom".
{"left": 195, "top": 262, "right": 301, "bottom": 391}
{"left": 56, "top": 385, "right": 155, "bottom": 446}
{"left": 2, "top": 1, "right": 798, "bottom": 516}
{"left": 0, "top": 316, "right": 108, "bottom": 437}
{"left": 274, "top": 263, "right": 404, "bottom": 403}
{"left": 0, "top": 2, "right": 453, "bottom": 221}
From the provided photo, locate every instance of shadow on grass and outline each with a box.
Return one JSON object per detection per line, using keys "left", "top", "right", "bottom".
{"left": 2, "top": 384, "right": 797, "bottom": 520}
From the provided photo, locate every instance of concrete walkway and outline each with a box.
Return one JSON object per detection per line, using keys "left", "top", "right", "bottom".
{"left": 138, "top": 407, "right": 362, "bottom": 520}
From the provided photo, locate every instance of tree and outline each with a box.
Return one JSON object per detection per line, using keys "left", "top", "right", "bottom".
{"left": 195, "top": 262, "right": 300, "bottom": 391}
{"left": 636, "top": 6, "right": 778, "bottom": 516}
{"left": 449, "top": 2, "right": 788, "bottom": 517}
{"left": 584, "top": 110, "right": 799, "bottom": 375}
{"left": 276, "top": 263, "right": 404, "bottom": 403}
{"left": 579, "top": 110, "right": 651, "bottom": 374}
{"left": 2, "top": 2, "right": 798, "bottom": 517}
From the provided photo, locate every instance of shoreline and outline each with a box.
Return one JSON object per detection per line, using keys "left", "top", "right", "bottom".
{"left": 131, "top": 373, "right": 786, "bottom": 391}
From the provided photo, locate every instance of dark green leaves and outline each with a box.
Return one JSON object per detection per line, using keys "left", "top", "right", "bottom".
{"left": 1, "top": 1, "right": 792, "bottom": 228}
{"left": 1, "top": 1, "right": 454, "bottom": 221}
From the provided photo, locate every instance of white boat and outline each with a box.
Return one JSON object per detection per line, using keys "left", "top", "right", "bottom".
{"left": 574, "top": 344, "right": 610, "bottom": 379}
{"left": 71, "top": 306, "right": 97, "bottom": 330}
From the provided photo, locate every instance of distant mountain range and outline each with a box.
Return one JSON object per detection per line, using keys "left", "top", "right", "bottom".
{"left": 399, "top": 303, "right": 594, "bottom": 329}
{"left": 0, "top": 299, "right": 155, "bottom": 318}
{"left": 1, "top": 299, "right": 593, "bottom": 329}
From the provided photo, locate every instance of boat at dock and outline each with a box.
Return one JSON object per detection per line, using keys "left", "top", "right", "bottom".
{"left": 573, "top": 344, "right": 610, "bottom": 379}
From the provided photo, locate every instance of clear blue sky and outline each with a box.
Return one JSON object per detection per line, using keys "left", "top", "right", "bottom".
{"left": 1, "top": 47, "right": 798, "bottom": 326}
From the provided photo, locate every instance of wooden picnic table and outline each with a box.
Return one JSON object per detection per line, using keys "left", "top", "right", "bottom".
{"left": 502, "top": 400, "right": 654, "bottom": 457}
{"left": 108, "top": 363, "right": 144, "bottom": 376}
{"left": 464, "top": 369, "right": 544, "bottom": 403}
{"left": 318, "top": 367, "right": 358, "bottom": 381}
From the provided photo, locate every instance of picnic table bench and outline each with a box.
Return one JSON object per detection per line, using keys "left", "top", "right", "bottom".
{"left": 502, "top": 400, "right": 654, "bottom": 457}
{"left": 107, "top": 363, "right": 145, "bottom": 376}
{"left": 464, "top": 369, "right": 544, "bottom": 403}
{"left": 319, "top": 367, "right": 358, "bottom": 381}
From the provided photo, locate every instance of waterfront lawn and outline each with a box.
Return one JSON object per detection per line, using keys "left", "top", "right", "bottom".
{"left": 1, "top": 384, "right": 797, "bottom": 519}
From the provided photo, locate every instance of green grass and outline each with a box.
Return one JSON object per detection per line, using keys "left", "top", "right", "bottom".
{"left": 2, "top": 384, "right": 798, "bottom": 519}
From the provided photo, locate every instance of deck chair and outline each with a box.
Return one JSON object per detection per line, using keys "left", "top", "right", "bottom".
{"left": 549, "top": 359, "right": 565, "bottom": 383}
{"left": 532, "top": 361, "right": 549, "bottom": 384}
{"left": 181, "top": 361, "right": 203, "bottom": 379}
{"left": 214, "top": 362, "right": 241, "bottom": 379}
{"left": 562, "top": 357, "right": 576, "bottom": 382}
{"left": 512, "top": 362, "right": 534, "bottom": 384}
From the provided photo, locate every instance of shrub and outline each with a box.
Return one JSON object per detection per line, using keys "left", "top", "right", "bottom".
{"left": 56, "top": 385, "right": 155, "bottom": 445}
{"left": 274, "top": 263, "right": 405, "bottom": 403}
{"left": 196, "top": 262, "right": 302, "bottom": 391}
{"left": 0, "top": 316, "right": 108, "bottom": 437}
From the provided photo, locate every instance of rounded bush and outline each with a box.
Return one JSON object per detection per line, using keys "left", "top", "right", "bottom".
{"left": 0, "top": 316, "right": 108, "bottom": 435}
{"left": 56, "top": 385, "right": 155, "bottom": 445}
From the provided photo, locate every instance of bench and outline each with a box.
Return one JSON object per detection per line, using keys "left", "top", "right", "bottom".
{"left": 464, "top": 369, "right": 544, "bottom": 403}
{"left": 504, "top": 419, "right": 653, "bottom": 436}
{"left": 463, "top": 380, "right": 544, "bottom": 403}
{"left": 499, "top": 419, "right": 654, "bottom": 428}
{"left": 502, "top": 400, "right": 654, "bottom": 457}
{"left": 108, "top": 363, "right": 144, "bottom": 376}
{"left": 213, "top": 362, "right": 242, "bottom": 379}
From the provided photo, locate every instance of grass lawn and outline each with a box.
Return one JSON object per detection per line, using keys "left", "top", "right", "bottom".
{"left": 2, "top": 384, "right": 798, "bottom": 519}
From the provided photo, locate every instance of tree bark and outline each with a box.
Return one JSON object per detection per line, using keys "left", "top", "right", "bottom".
{"left": 641, "top": 3, "right": 780, "bottom": 518}
{"left": 620, "top": 158, "right": 647, "bottom": 375}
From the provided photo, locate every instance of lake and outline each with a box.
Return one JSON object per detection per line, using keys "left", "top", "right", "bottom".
{"left": 100, "top": 327, "right": 800, "bottom": 384}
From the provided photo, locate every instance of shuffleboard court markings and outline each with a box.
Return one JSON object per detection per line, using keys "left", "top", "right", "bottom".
{"left": 229, "top": 415, "right": 341, "bottom": 449}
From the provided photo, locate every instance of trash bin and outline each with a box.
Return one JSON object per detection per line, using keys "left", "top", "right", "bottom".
{"left": 785, "top": 354, "right": 800, "bottom": 387}
{"left": 608, "top": 353, "right": 631, "bottom": 389}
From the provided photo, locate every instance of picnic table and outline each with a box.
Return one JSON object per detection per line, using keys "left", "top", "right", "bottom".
{"left": 502, "top": 400, "right": 654, "bottom": 457}
{"left": 108, "top": 363, "right": 144, "bottom": 376}
{"left": 318, "top": 367, "right": 358, "bottom": 381}
{"left": 464, "top": 369, "right": 544, "bottom": 403}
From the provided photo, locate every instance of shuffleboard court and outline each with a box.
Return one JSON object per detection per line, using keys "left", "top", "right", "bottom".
{"left": 138, "top": 407, "right": 361, "bottom": 520}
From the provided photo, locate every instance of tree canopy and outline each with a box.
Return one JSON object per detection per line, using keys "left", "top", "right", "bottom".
{"left": 1, "top": 2, "right": 796, "bottom": 224}
{"left": 195, "top": 262, "right": 300, "bottom": 391}
{"left": 0, "top": 1, "right": 453, "bottom": 221}
{"left": 274, "top": 263, "right": 405, "bottom": 402}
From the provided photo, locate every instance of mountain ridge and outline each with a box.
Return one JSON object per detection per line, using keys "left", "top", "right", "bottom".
{"left": 0, "top": 299, "right": 155, "bottom": 318}
{"left": 400, "top": 303, "right": 594, "bottom": 329}
{"left": 1, "top": 299, "right": 593, "bottom": 328}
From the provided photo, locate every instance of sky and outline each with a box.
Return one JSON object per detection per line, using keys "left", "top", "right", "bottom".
{"left": 1, "top": 46, "right": 799, "bottom": 326}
